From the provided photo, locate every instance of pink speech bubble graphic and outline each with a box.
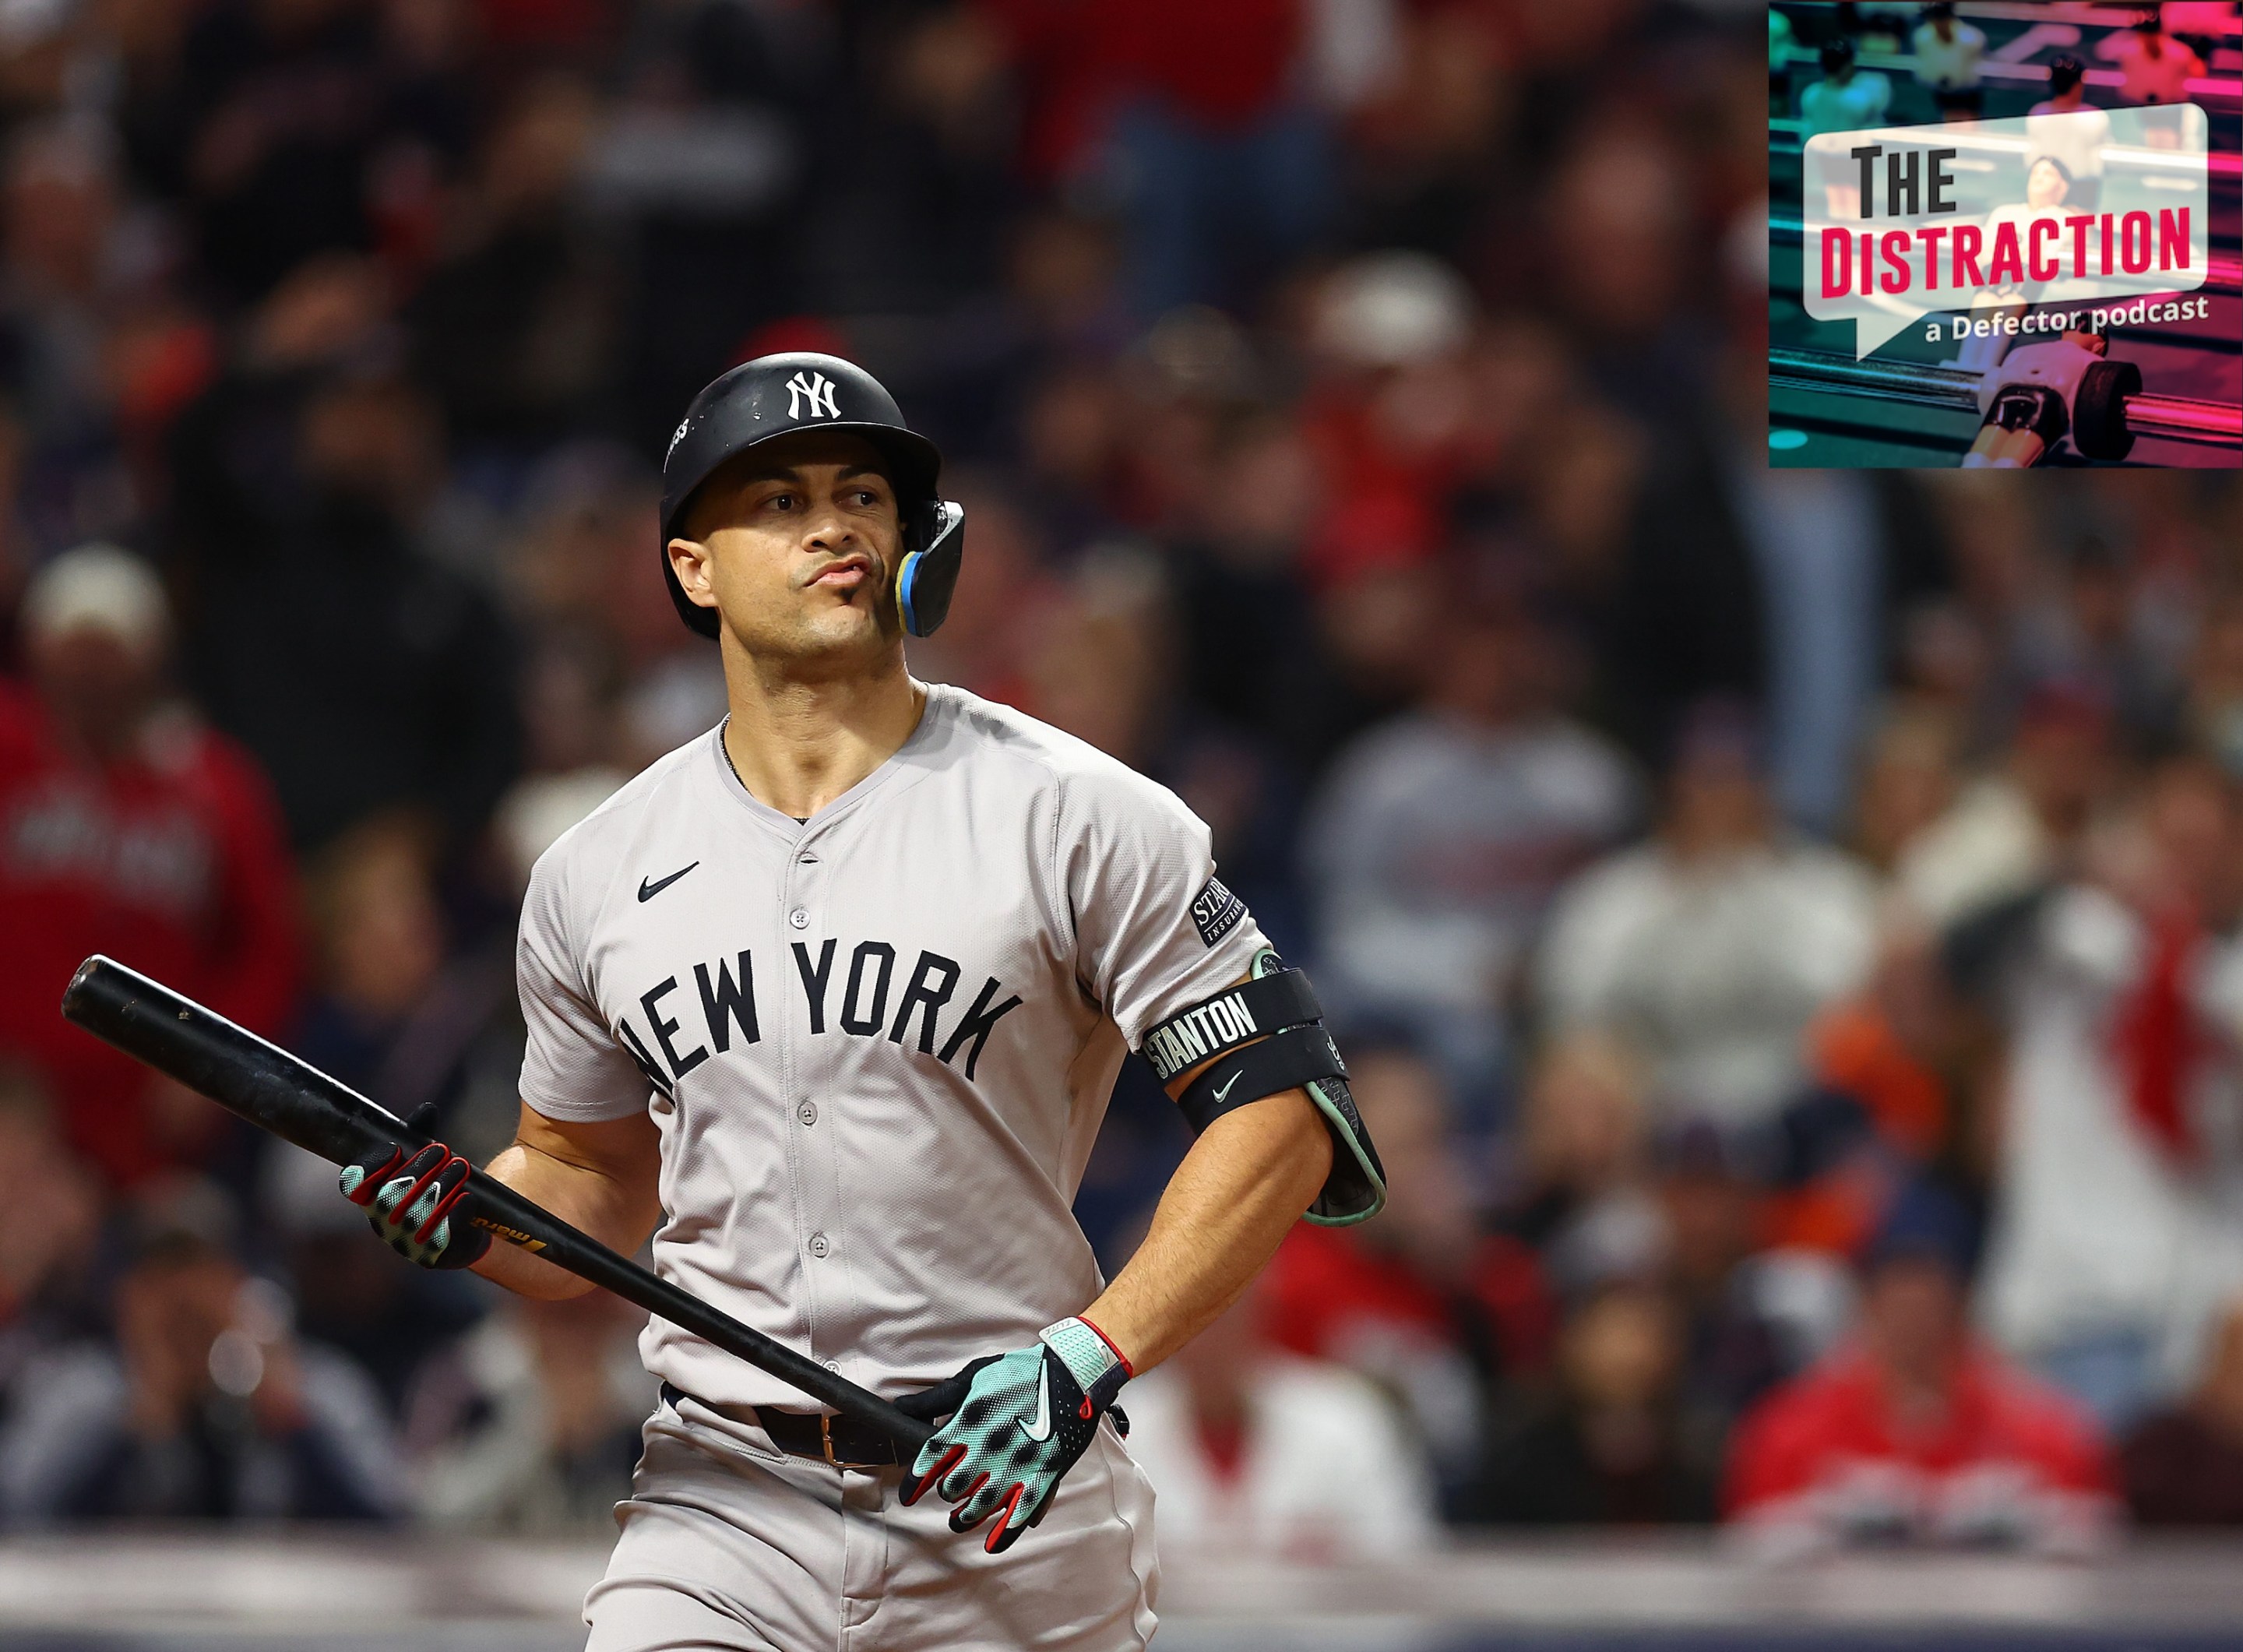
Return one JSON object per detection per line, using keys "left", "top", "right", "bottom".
{"left": 1802, "top": 107, "right": 2210, "bottom": 360}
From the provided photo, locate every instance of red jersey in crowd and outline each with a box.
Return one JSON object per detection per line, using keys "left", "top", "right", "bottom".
{"left": 1724, "top": 1342, "right": 2116, "bottom": 1552}
{"left": 0, "top": 682, "right": 300, "bottom": 1185}
{"left": 979, "top": 0, "right": 1302, "bottom": 180}
{"left": 1262, "top": 1221, "right": 1557, "bottom": 1378}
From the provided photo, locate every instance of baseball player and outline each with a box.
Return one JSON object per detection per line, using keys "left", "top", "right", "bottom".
{"left": 336, "top": 352, "right": 1386, "bottom": 1650}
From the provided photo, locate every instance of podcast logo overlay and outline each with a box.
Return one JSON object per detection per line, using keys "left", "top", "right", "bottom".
{"left": 1804, "top": 107, "right": 2210, "bottom": 359}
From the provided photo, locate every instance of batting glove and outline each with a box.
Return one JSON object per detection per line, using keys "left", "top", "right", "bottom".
{"left": 896, "top": 1316, "right": 1132, "bottom": 1553}
{"left": 337, "top": 1105, "right": 491, "bottom": 1270}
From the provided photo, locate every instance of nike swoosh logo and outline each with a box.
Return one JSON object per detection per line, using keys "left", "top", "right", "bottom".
{"left": 1213, "top": 1073, "right": 1241, "bottom": 1103}
{"left": 1018, "top": 1361, "right": 1054, "bottom": 1442}
{"left": 638, "top": 863, "right": 699, "bottom": 902}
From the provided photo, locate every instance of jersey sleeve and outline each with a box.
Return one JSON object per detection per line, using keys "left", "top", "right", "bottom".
{"left": 516, "top": 844, "right": 650, "bottom": 1122}
{"left": 1057, "top": 765, "right": 1269, "bottom": 1051}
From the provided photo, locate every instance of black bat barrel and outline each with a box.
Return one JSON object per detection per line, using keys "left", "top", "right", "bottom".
{"left": 62, "top": 954, "right": 934, "bottom": 1456}
{"left": 65, "top": 955, "right": 404, "bottom": 1166}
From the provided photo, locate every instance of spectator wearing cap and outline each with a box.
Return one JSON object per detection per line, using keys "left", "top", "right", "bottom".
{"left": 1304, "top": 553, "right": 1637, "bottom": 1122}
{"left": 1725, "top": 1182, "right": 2116, "bottom": 1557}
{"left": 0, "top": 544, "right": 301, "bottom": 1188}
{"left": 1298, "top": 252, "right": 1477, "bottom": 594}
{"left": 2028, "top": 57, "right": 2111, "bottom": 213}
{"left": 1537, "top": 700, "right": 1878, "bottom": 1139}
{"left": 0, "top": 1178, "right": 401, "bottom": 1523}
{"left": 1978, "top": 756, "right": 2243, "bottom": 1435}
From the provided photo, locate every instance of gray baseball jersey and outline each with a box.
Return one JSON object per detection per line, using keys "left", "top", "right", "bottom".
{"left": 517, "top": 681, "right": 1269, "bottom": 1411}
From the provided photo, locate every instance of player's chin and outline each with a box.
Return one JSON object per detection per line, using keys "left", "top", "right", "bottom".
{"left": 807, "top": 597, "right": 896, "bottom": 650}
{"left": 757, "top": 598, "right": 895, "bottom": 660}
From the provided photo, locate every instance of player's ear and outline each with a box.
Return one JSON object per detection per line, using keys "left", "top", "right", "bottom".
{"left": 667, "top": 536, "right": 720, "bottom": 614}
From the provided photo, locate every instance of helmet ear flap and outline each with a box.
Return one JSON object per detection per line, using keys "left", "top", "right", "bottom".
{"left": 896, "top": 500, "right": 966, "bottom": 638}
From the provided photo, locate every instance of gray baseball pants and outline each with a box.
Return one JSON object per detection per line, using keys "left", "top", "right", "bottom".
{"left": 583, "top": 1392, "right": 1159, "bottom": 1651}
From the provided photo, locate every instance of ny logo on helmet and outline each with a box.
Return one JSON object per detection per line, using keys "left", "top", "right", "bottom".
{"left": 787, "top": 371, "right": 840, "bottom": 421}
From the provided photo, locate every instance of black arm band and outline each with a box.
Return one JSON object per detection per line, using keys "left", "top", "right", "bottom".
{"left": 1175, "top": 1023, "right": 1348, "bottom": 1135}
{"left": 1146, "top": 950, "right": 1388, "bottom": 1228}
{"left": 1140, "top": 967, "right": 1323, "bottom": 1085}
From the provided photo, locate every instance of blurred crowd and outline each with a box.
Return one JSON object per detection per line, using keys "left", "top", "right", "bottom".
{"left": 2, "top": 0, "right": 2243, "bottom": 1561}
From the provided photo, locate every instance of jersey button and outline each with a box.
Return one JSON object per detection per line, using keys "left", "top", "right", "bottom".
{"left": 808, "top": 1232, "right": 829, "bottom": 1259}
{"left": 799, "top": 853, "right": 819, "bottom": 865}
{"left": 797, "top": 1101, "right": 818, "bottom": 1126}
{"left": 788, "top": 908, "right": 808, "bottom": 929}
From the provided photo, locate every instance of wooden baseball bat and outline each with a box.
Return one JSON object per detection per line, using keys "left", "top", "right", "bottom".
{"left": 61, "top": 954, "right": 935, "bottom": 1456}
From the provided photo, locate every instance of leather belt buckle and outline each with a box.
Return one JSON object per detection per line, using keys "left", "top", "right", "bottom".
{"left": 819, "top": 1412, "right": 889, "bottom": 1471}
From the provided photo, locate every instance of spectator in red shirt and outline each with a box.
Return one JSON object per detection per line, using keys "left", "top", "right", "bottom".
{"left": 0, "top": 544, "right": 301, "bottom": 1187}
{"left": 1261, "top": 1041, "right": 1555, "bottom": 1517}
{"left": 1725, "top": 1182, "right": 2116, "bottom": 1557}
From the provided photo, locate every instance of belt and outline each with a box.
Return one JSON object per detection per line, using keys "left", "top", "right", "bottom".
{"left": 660, "top": 1381, "right": 903, "bottom": 1471}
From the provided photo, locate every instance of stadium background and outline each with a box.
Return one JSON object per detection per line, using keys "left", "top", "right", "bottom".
{"left": 1, "top": 0, "right": 2241, "bottom": 1644}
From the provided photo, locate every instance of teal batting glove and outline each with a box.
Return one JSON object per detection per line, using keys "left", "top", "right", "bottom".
{"left": 338, "top": 1104, "right": 490, "bottom": 1271}
{"left": 896, "top": 1316, "right": 1132, "bottom": 1554}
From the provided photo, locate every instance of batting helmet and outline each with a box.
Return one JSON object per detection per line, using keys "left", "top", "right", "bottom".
{"left": 658, "top": 352, "right": 967, "bottom": 639}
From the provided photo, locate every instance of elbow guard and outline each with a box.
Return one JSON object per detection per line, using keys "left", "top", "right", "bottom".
{"left": 1139, "top": 949, "right": 1387, "bottom": 1226}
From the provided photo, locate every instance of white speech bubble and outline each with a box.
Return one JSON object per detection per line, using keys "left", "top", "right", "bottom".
{"left": 1801, "top": 106, "right": 2210, "bottom": 360}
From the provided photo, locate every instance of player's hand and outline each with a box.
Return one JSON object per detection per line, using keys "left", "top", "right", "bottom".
{"left": 338, "top": 1104, "right": 491, "bottom": 1270}
{"left": 896, "top": 1316, "right": 1131, "bottom": 1554}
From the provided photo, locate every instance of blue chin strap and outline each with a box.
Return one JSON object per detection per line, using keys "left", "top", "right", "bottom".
{"left": 896, "top": 501, "right": 967, "bottom": 639}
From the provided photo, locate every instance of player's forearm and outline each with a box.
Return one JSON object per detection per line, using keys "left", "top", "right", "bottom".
{"left": 471, "top": 1138, "right": 660, "bottom": 1300}
{"left": 1080, "top": 1088, "right": 1331, "bottom": 1374}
